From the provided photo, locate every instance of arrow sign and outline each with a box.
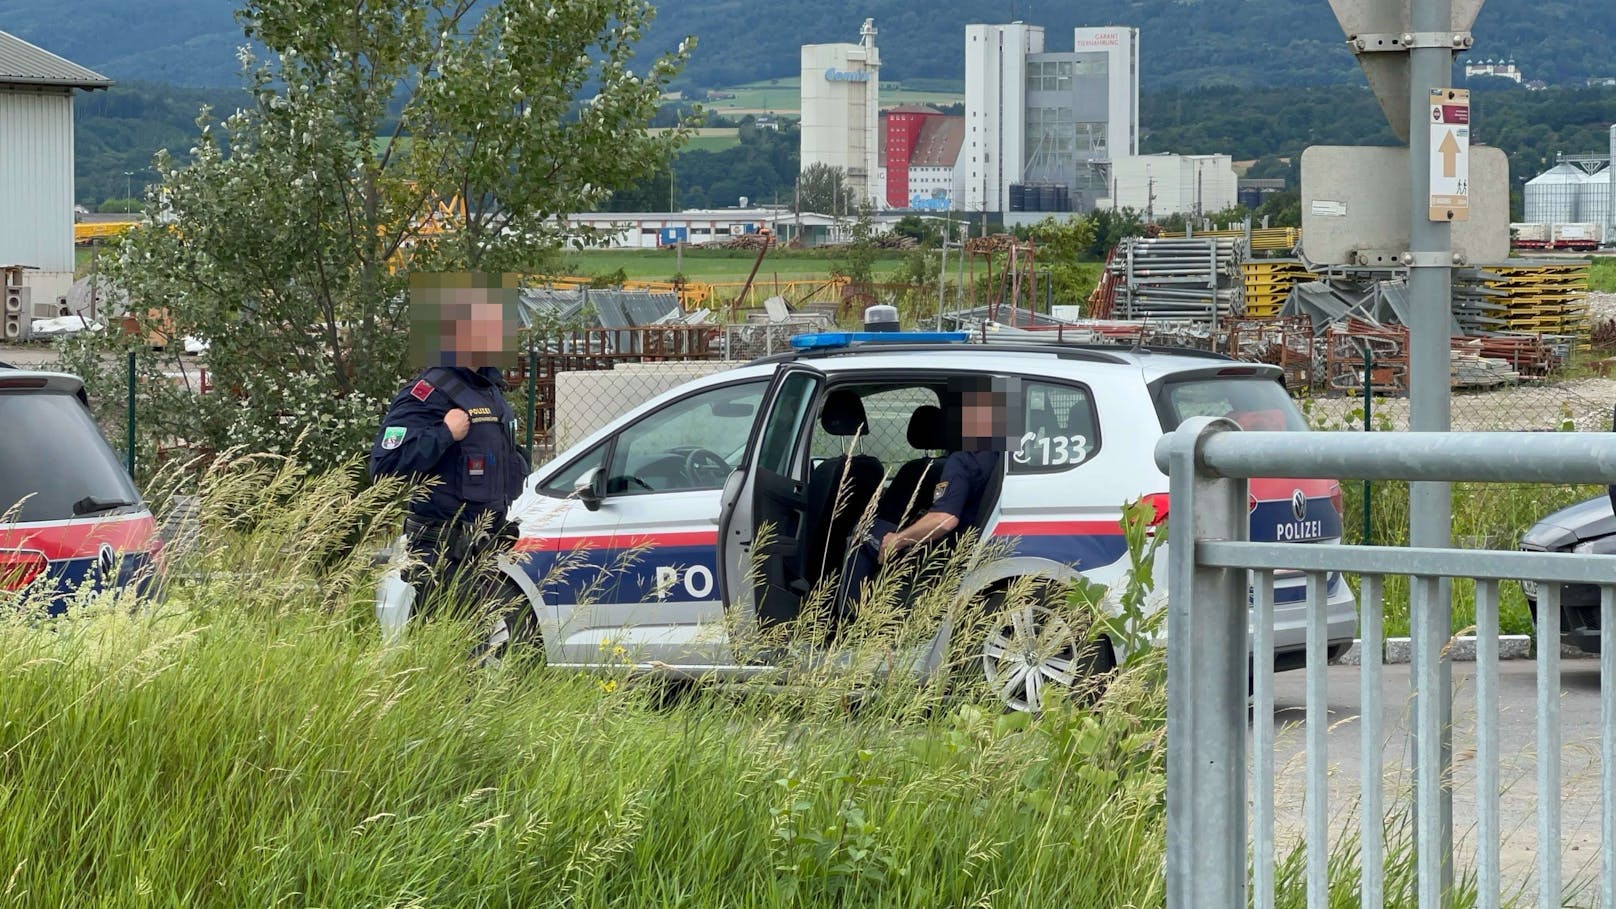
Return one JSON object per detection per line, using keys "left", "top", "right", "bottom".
{"left": 1438, "top": 130, "right": 1462, "bottom": 178}
{"left": 1428, "top": 88, "right": 1471, "bottom": 221}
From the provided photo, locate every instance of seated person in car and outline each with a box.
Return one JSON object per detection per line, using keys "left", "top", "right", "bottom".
{"left": 838, "top": 376, "right": 1011, "bottom": 609}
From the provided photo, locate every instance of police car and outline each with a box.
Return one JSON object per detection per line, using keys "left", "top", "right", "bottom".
{"left": 0, "top": 365, "right": 161, "bottom": 611}
{"left": 462, "top": 332, "right": 1357, "bottom": 708}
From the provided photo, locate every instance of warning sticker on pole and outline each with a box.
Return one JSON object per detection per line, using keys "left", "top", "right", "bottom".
{"left": 1429, "top": 88, "right": 1470, "bottom": 222}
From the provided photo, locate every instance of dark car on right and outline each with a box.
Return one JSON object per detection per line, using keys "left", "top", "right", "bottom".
{"left": 1518, "top": 484, "right": 1616, "bottom": 654}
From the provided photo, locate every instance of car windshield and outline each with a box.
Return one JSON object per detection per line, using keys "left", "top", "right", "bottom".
{"left": 1157, "top": 377, "right": 1308, "bottom": 432}
{"left": 0, "top": 391, "right": 142, "bottom": 523}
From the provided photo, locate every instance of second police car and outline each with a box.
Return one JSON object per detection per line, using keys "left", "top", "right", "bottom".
{"left": 475, "top": 332, "right": 1358, "bottom": 709}
{"left": 1, "top": 366, "right": 161, "bottom": 611}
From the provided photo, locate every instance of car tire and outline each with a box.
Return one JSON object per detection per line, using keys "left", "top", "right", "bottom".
{"left": 976, "top": 583, "right": 1115, "bottom": 713}
{"left": 470, "top": 579, "right": 544, "bottom": 669}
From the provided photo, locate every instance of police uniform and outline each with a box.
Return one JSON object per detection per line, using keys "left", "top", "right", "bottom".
{"left": 370, "top": 365, "right": 529, "bottom": 612}
{"left": 838, "top": 449, "right": 1000, "bottom": 612}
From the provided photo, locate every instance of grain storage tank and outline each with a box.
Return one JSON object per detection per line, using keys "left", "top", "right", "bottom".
{"left": 1581, "top": 168, "right": 1611, "bottom": 244}
{"left": 1524, "top": 163, "right": 1586, "bottom": 224}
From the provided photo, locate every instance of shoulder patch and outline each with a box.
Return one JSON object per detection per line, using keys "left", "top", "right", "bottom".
{"left": 933, "top": 480, "right": 949, "bottom": 498}
{"left": 381, "top": 426, "right": 408, "bottom": 450}
{"left": 409, "top": 380, "right": 434, "bottom": 402}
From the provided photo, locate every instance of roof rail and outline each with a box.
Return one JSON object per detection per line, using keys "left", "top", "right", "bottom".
{"left": 753, "top": 342, "right": 1132, "bottom": 366}
{"left": 969, "top": 331, "right": 1236, "bottom": 362}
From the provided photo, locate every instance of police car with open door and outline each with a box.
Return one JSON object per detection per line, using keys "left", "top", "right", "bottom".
{"left": 454, "top": 332, "right": 1359, "bottom": 709}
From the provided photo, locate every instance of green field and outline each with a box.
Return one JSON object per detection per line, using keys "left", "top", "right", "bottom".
{"left": 683, "top": 132, "right": 741, "bottom": 152}
{"left": 1592, "top": 256, "right": 1616, "bottom": 293}
{"left": 702, "top": 78, "right": 963, "bottom": 116}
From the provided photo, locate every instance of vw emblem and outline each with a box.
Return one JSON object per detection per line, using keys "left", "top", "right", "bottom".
{"left": 97, "top": 543, "right": 116, "bottom": 579}
{"left": 1291, "top": 489, "right": 1308, "bottom": 522}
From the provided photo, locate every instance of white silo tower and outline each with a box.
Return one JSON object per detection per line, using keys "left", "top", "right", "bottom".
{"left": 1582, "top": 169, "right": 1611, "bottom": 243}
{"left": 1524, "top": 163, "right": 1587, "bottom": 224}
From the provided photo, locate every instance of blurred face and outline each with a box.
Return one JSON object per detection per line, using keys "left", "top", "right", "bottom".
{"left": 959, "top": 389, "right": 1009, "bottom": 451}
{"left": 408, "top": 274, "right": 519, "bottom": 370}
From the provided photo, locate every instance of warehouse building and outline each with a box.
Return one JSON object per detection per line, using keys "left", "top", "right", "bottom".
{"left": 0, "top": 30, "right": 111, "bottom": 340}
{"left": 1106, "top": 153, "right": 1239, "bottom": 219}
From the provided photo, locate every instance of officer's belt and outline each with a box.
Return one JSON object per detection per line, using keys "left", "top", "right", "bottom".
{"left": 404, "top": 516, "right": 493, "bottom": 560}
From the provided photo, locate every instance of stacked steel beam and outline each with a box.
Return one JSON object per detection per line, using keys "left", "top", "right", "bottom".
{"left": 1242, "top": 260, "right": 1315, "bottom": 319}
{"left": 1108, "top": 237, "right": 1247, "bottom": 322}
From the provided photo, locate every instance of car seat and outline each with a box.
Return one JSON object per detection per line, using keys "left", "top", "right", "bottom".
{"left": 802, "top": 389, "right": 884, "bottom": 590}
{"left": 875, "top": 404, "right": 946, "bottom": 526}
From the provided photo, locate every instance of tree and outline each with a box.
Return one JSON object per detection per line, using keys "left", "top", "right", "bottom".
{"left": 76, "top": 0, "right": 691, "bottom": 470}
{"left": 840, "top": 206, "right": 879, "bottom": 286}
{"left": 794, "top": 163, "right": 852, "bottom": 215}
{"left": 1024, "top": 216, "right": 1098, "bottom": 306}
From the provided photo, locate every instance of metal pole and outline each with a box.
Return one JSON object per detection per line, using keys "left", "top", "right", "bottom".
{"left": 525, "top": 337, "right": 536, "bottom": 465}
{"left": 1164, "top": 416, "right": 1249, "bottom": 909}
{"left": 125, "top": 350, "right": 136, "bottom": 478}
{"left": 936, "top": 221, "right": 948, "bottom": 331}
{"left": 1408, "top": 0, "right": 1456, "bottom": 896}
{"left": 1363, "top": 342, "right": 1373, "bottom": 545}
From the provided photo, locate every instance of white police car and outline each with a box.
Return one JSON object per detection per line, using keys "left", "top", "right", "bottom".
{"left": 450, "top": 332, "right": 1357, "bottom": 707}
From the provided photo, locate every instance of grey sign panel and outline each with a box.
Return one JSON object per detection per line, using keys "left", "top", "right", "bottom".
{"left": 1326, "top": 0, "right": 1486, "bottom": 140}
{"left": 1300, "top": 145, "right": 1508, "bottom": 266}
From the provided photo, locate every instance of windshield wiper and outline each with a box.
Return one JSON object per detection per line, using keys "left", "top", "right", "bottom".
{"left": 72, "top": 496, "right": 139, "bottom": 516}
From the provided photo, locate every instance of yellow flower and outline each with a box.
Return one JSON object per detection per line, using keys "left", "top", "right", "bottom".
{"left": 599, "top": 679, "right": 618, "bottom": 694}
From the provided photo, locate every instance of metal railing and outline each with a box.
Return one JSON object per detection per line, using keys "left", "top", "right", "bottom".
{"left": 1156, "top": 417, "right": 1616, "bottom": 909}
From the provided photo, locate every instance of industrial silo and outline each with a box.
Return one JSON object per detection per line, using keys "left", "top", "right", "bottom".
{"left": 1582, "top": 169, "right": 1611, "bottom": 243}
{"left": 1524, "top": 163, "right": 1586, "bottom": 224}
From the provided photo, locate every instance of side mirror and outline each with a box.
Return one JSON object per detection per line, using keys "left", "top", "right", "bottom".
{"left": 575, "top": 467, "right": 604, "bottom": 511}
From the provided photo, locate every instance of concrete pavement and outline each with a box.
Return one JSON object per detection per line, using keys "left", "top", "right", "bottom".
{"left": 1264, "top": 658, "right": 1608, "bottom": 903}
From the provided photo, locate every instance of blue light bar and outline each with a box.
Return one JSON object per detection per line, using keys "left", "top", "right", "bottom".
{"left": 788, "top": 331, "right": 972, "bottom": 350}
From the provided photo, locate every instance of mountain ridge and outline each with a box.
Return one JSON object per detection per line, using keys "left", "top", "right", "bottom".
{"left": 2, "top": 0, "right": 1611, "bottom": 92}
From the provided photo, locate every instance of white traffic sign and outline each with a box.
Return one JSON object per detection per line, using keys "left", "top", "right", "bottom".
{"left": 1428, "top": 88, "right": 1470, "bottom": 221}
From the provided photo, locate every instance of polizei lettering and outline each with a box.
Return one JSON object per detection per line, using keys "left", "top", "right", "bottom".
{"left": 1274, "top": 520, "right": 1324, "bottom": 541}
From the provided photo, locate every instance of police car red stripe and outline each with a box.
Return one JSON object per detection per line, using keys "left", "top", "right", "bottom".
{"left": 0, "top": 513, "right": 158, "bottom": 561}
{"left": 515, "top": 529, "right": 718, "bottom": 553}
{"left": 992, "top": 519, "right": 1125, "bottom": 537}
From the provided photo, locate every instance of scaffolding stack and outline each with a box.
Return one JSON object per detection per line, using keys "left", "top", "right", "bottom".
{"left": 1478, "top": 260, "right": 1591, "bottom": 340}
{"left": 1242, "top": 260, "right": 1315, "bottom": 319}
{"left": 1108, "top": 237, "right": 1247, "bottom": 323}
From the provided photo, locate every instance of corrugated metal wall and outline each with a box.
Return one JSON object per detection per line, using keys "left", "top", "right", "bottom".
{"left": 0, "top": 87, "right": 74, "bottom": 273}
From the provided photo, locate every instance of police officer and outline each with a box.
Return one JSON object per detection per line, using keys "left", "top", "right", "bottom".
{"left": 838, "top": 377, "right": 1008, "bottom": 611}
{"left": 370, "top": 275, "right": 530, "bottom": 617}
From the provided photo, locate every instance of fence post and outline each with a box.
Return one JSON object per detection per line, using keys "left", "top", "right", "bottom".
{"left": 1363, "top": 342, "right": 1373, "bottom": 545}
{"left": 525, "top": 336, "right": 537, "bottom": 465}
{"left": 125, "top": 349, "right": 136, "bottom": 479}
{"left": 1161, "top": 416, "right": 1250, "bottom": 909}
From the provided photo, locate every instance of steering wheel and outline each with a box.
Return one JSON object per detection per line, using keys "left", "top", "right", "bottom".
{"left": 681, "top": 447, "right": 732, "bottom": 487}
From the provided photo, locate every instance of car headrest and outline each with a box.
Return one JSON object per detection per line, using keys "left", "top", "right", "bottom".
{"left": 906, "top": 404, "right": 946, "bottom": 450}
{"left": 819, "top": 389, "right": 869, "bottom": 436}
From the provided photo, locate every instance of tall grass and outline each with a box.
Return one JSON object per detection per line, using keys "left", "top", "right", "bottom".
{"left": 1339, "top": 478, "right": 1602, "bottom": 636}
{"left": 1, "top": 452, "right": 1459, "bottom": 906}
{"left": 1, "top": 453, "right": 1172, "bottom": 907}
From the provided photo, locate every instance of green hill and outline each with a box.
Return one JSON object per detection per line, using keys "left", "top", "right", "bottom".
{"left": 1, "top": 0, "right": 1612, "bottom": 91}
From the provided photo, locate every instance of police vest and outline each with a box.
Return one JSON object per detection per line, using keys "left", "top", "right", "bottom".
{"left": 422, "top": 367, "right": 527, "bottom": 520}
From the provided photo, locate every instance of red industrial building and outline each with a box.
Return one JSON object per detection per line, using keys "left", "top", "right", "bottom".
{"left": 880, "top": 106, "right": 964, "bottom": 209}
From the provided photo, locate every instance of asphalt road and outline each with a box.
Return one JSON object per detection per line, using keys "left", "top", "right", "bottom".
{"left": 1265, "top": 658, "right": 1609, "bottom": 902}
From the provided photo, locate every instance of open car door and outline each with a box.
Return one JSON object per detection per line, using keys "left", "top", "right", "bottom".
{"left": 717, "top": 363, "right": 825, "bottom": 632}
